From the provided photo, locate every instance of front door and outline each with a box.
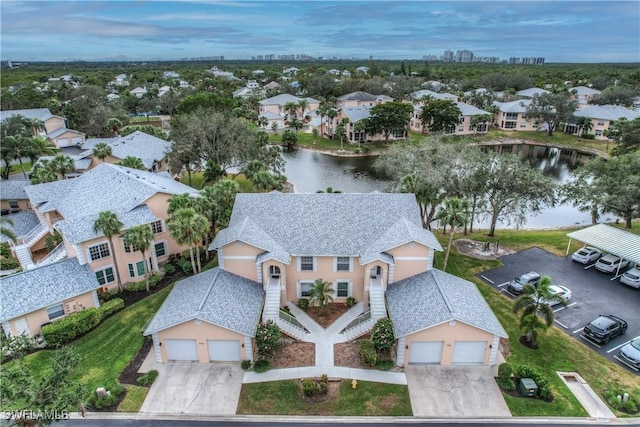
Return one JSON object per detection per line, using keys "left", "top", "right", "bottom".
{"left": 269, "top": 265, "right": 281, "bottom": 278}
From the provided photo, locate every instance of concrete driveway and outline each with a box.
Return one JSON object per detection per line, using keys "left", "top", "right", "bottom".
{"left": 139, "top": 363, "right": 243, "bottom": 416}
{"left": 405, "top": 365, "right": 511, "bottom": 417}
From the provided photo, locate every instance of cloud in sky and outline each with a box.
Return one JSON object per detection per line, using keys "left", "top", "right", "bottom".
{"left": 1, "top": 1, "right": 638, "bottom": 62}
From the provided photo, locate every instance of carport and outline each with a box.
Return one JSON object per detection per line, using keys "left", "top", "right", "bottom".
{"left": 566, "top": 224, "right": 640, "bottom": 278}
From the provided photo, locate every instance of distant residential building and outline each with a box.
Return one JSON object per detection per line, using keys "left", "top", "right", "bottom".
{"left": 456, "top": 50, "right": 474, "bottom": 63}
{"left": 0, "top": 108, "right": 85, "bottom": 148}
{"left": 493, "top": 99, "right": 539, "bottom": 131}
{"left": 130, "top": 87, "right": 148, "bottom": 98}
{"left": 410, "top": 102, "right": 492, "bottom": 135}
{"left": 516, "top": 87, "right": 550, "bottom": 98}
{"left": 570, "top": 105, "right": 640, "bottom": 139}
{"left": 442, "top": 50, "right": 454, "bottom": 62}
{"left": 82, "top": 131, "right": 171, "bottom": 172}
{"left": 410, "top": 89, "right": 458, "bottom": 102}
{"left": 569, "top": 86, "right": 602, "bottom": 106}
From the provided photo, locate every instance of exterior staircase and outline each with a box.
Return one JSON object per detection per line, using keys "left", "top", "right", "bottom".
{"left": 36, "top": 243, "right": 67, "bottom": 267}
{"left": 11, "top": 223, "right": 49, "bottom": 271}
{"left": 340, "top": 277, "right": 388, "bottom": 340}
{"left": 13, "top": 244, "right": 35, "bottom": 270}
{"left": 275, "top": 311, "right": 309, "bottom": 341}
{"left": 341, "top": 310, "right": 374, "bottom": 341}
{"left": 20, "top": 223, "right": 48, "bottom": 248}
{"left": 369, "top": 278, "right": 387, "bottom": 320}
{"left": 262, "top": 277, "right": 281, "bottom": 323}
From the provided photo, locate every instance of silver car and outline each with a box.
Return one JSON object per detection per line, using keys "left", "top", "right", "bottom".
{"left": 617, "top": 337, "right": 640, "bottom": 370}
{"left": 571, "top": 247, "right": 602, "bottom": 265}
{"left": 620, "top": 267, "right": 640, "bottom": 289}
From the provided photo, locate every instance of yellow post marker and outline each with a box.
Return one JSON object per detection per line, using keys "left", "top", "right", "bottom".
{"left": 351, "top": 379, "right": 358, "bottom": 389}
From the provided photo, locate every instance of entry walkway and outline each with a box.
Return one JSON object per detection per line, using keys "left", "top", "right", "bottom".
{"left": 557, "top": 371, "right": 616, "bottom": 419}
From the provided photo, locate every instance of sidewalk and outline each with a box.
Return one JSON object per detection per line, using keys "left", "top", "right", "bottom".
{"left": 556, "top": 371, "right": 616, "bottom": 419}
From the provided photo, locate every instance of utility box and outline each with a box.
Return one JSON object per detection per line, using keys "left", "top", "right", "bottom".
{"left": 519, "top": 378, "right": 538, "bottom": 397}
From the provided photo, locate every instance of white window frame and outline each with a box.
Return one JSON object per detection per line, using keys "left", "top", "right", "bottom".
{"left": 47, "top": 303, "right": 65, "bottom": 320}
{"left": 151, "top": 220, "right": 163, "bottom": 234}
{"left": 128, "top": 259, "right": 150, "bottom": 277}
{"left": 154, "top": 240, "right": 167, "bottom": 258}
{"left": 95, "top": 266, "right": 115, "bottom": 285}
{"left": 595, "top": 129, "right": 603, "bottom": 136}
{"left": 334, "top": 256, "right": 352, "bottom": 272}
{"left": 87, "top": 242, "right": 110, "bottom": 262}
{"left": 334, "top": 280, "right": 352, "bottom": 298}
{"left": 297, "top": 256, "right": 316, "bottom": 272}
{"left": 297, "top": 280, "right": 314, "bottom": 298}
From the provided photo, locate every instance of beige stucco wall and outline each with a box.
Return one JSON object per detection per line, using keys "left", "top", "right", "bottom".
{"left": 497, "top": 112, "right": 538, "bottom": 131}
{"left": 44, "top": 117, "right": 65, "bottom": 134}
{"left": 157, "top": 320, "right": 248, "bottom": 363}
{"left": 220, "top": 241, "right": 263, "bottom": 281}
{"left": 7, "top": 290, "right": 97, "bottom": 337}
{"left": 386, "top": 242, "right": 431, "bottom": 282}
{"left": 403, "top": 320, "right": 494, "bottom": 366}
{"left": 0, "top": 199, "right": 31, "bottom": 211}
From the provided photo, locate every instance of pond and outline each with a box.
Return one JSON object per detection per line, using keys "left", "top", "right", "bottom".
{"left": 281, "top": 145, "right": 614, "bottom": 230}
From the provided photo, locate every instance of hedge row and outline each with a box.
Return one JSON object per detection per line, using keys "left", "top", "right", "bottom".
{"left": 41, "top": 298, "right": 125, "bottom": 347}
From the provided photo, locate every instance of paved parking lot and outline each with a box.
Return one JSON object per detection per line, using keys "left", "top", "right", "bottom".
{"left": 478, "top": 247, "right": 640, "bottom": 374}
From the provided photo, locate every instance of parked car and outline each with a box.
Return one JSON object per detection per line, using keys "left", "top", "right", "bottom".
{"left": 539, "top": 284, "right": 572, "bottom": 306}
{"left": 617, "top": 337, "right": 640, "bottom": 370}
{"left": 620, "top": 267, "right": 640, "bottom": 289}
{"left": 594, "top": 254, "right": 629, "bottom": 273}
{"left": 507, "top": 271, "right": 541, "bottom": 295}
{"left": 582, "top": 314, "right": 627, "bottom": 344}
{"left": 571, "top": 247, "right": 602, "bottom": 265}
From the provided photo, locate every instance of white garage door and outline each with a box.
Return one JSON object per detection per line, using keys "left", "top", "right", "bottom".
{"left": 56, "top": 138, "right": 70, "bottom": 147}
{"left": 408, "top": 341, "right": 443, "bottom": 364}
{"left": 452, "top": 341, "right": 486, "bottom": 365}
{"left": 165, "top": 339, "right": 198, "bottom": 361}
{"left": 207, "top": 340, "right": 241, "bottom": 362}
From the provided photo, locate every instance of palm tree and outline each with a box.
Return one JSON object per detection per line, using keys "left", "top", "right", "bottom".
{"left": 167, "top": 207, "right": 210, "bottom": 275}
{"left": 25, "top": 136, "right": 58, "bottom": 165}
{"left": 4, "top": 135, "right": 29, "bottom": 179}
{"left": 92, "top": 142, "right": 112, "bottom": 163}
{"left": 242, "top": 160, "right": 266, "bottom": 182}
{"left": 309, "top": 279, "right": 334, "bottom": 313}
{"left": 512, "top": 276, "right": 559, "bottom": 347}
{"left": 49, "top": 154, "right": 75, "bottom": 180}
{"left": 117, "top": 156, "right": 145, "bottom": 170}
{"left": 0, "top": 217, "right": 17, "bottom": 243}
{"left": 435, "top": 198, "right": 470, "bottom": 272}
{"left": 93, "top": 211, "right": 124, "bottom": 292}
{"left": 123, "top": 225, "right": 154, "bottom": 292}
{"left": 202, "top": 160, "right": 222, "bottom": 185}
{"left": 257, "top": 116, "right": 268, "bottom": 129}
{"left": 106, "top": 118, "right": 122, "bottom": 137}
{"left": 270, "top": 121, "right": 278, "bottom": 134}
{"left": 168, "top": 193, "right": 197, "bottom": 215}
{"left": 252, "top": 170, "right": 275, "bottom": 192}
{"left": 30, "top": 159, "right": 58, "bottom": 184}
{"left": 288, "top": 118, "right": 303, "bottom": 133}
{"left": 284, "top": 101, "right": 298, "bottom": 122}
{"left": 297, "top": 99, "right": 309, "bottom": 122}
{"left": 316, "top": 186, "right": 341, "bottom": 193}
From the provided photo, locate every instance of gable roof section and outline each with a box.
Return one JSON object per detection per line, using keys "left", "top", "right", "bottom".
{"left": 569, "top": 86, "right": 601, "bottom": 96}
{"left": 83, "top": 131, "right": 170, "bottom": 170}
{"left": 212, "top": 193, "right": 440, "bottom": 260}
{"left": 411, "top": 89, "right": 458, "bottom": 101}
{"left": 48, "top": 127, "right": 85, "bottom": 138}
{"left": 0, "top": 258, "right": 100, "bottom": 321}
{"left": 0, "top": 108, "right": 55, "bottom": 122}
{"left": 386, "top": 269, "right": 507, "bottom": 338}
{"left": 342, "top": 106, "right": 372, "bottom": 122}
{"left": 0, "top": 180, "right": 31, "bottom": 200}
{"left": 0, "top": 211, "right": 39, "bottom": 243}
{"left": 144, "top": 267, "right": 264, "bottom": 337}
{"left": 338, "top": 91, "right": 380, "bottom": 102}
{"left": 259, "top": 94, "right": 319, "bottom": 106}
{"left": 455, "top": 102, "right": 490, "bottom": 116}
{"left": 494, "top": 99, "right": 531, "bottom": 113}
{"left": 213, "top": 217, "right": 290, "bottom": 264}
{"left": 573, "top": 105, "right": 640, "bottom": 121}
{"left": 516, "top": 87, "right": 550, "bottom": 97}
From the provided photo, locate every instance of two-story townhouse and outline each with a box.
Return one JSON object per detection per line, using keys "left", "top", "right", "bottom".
{"left": 493, "top": 99, "right": 539, "bottom": 131}
{"left": 82, "top": 131, "right": 171, "bottom": 172}
{"left": 336, "top": 91, "right": 393, "bottom": 109}
{"left": 0, "top": 180, "right": 31, "bottom": 214}
{"left": 0, "top": 108, "right": 85, "bottom": 148}
{"left": 410, "top": 89, "right": 458, "bottom": 102}
{"left": 145, "top": 193, "right": 507, "bottom": 366}
{"left": 258, "top": 94, "right": 320, "bottom": 130}
{"left": 570, "top": 104, "right": 640, "bottom": 140}
{"left": 409, "top": 102, "right": 492, "bottom": 135}
{"left": 15, "top": 163, "right": 198, "bottom": 283}
{"left": 569, "top": 86, "right": 601, "bottom": 108}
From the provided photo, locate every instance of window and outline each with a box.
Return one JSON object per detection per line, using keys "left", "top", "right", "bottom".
{"left": 95, "top": 267, "right": 115, "bottom": 285}
{"left": 89, "top": 243, "right": 110, "bottom": 261}
{"left": 597, "top": 120, "right": 605, "bottom": 126}
{"left": 9, "top": 200, "right": 18, "bottom": 209}
{"left": 124, "top": 242, "right": 139, "bottom": 253}
{"left": 299, "top": 281, "right": 313, "bottom": 298}
{"left": 595, "top": 129, "right": 603, "bottom": 136}
{"left": 504, "top": 122, "right": 516, "bottom": 129}
{"left": 128, "top": 260, "right": 146, "bottom": 277}
{"left": 300, "top": 256, "right": 314, "bottom": 271}
{"left": 336, "top": 281, "right": 350, "bottom": 298}
{"left": 520, "top": 121, "right": 527, "bottom": 128}
{"left": 336, "top": 257, "right": 351, "bottom": 272}
{"left": 154, "top": 241, "right": 166, "bottom": 257}
{"left": 47, "top": 304, "right": 65, "bottom": 320}
{"left": 505, "top": 113, "right": 518, "bottom": 120}
{"left": 151, "top": 220, "right": 163, "bottom": 234}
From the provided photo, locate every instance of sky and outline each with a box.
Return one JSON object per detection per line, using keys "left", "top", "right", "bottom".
{"left": 1, "top": 1, "right": 639, "bottom": 63}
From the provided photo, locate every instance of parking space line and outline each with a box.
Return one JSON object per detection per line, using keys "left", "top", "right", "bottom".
{"left": 584, "top": 264, "right": 595, "bottom": 270}
{"left": 553, "top": 302, "right": 577, "bottom": 313}
{"left": 614, "top": 355, "right": 639, "bottom": 372}
{"left": 554, "top": 319, "right": 569, "bottom": 329}
{"left": 480, "top": 275, "right": 494, "bottom": 284}
{"left": 579, "top": 335, "right": 602, "bottom": 348}
{"left": 572, "top": 327, "right": 584, "bottom": 334}
{"left": 501, "top": 289, "right": 517, "bottom": 298}
{"left": 497, "top": 281, "right": 509, "bottom": 288}
{"left": 607, "top": 336, "right": 639, "bottom": 354}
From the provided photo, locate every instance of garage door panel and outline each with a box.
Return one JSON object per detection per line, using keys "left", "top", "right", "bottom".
{"left": 452, "top": 341, "right": 486, "bottom": 365}
{"left": 165, "top": 339, "right": 198, "bottom": 361}
{"left": 207, "top": 339, "right": 241, "bottom": 362}
{"left": 409, "top": 341, "right": 443, "bottom": 364}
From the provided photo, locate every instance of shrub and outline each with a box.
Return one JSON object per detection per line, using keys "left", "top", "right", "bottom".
{"left": 301, "top": 377, "right": 319, "bottom": 396}
{"left": 581, "top": 133, "right": 595, "bottom": 139}
{"left": 346, "top": 296, "right": 356, "bottom": 307}
{"left": 498, "top": 363, "right": 513, "bottom": 380}
{"left": 253, "top": 359, "right": 270, "bottom": 373}
{"left": 255, "top": 321, "right": 281, "bottom": 356}
{"left": 179, "top": 258, "right": 192, "bottom": 275}
{"left": 125, "top": 281, "right": 147, "bottom": 292}
{"left": 163, "top": 263, "right": 176, "bottom": 275}
{"left": 538, "top": 383, "right": 553, "bottom": 401}
{"left": 100, "top": 288, "right": 119, "bottom": 302}
{"left": 241, "top": 360, "right": 252, "bottom": 370}
{"left": 604, "top": 389, "right": 639, "bottom": 413}
{"left": 318, "top": 381, "right": 328, "bottom": 394}
{"left": 516, "top": 365, "right": 540, "bottom": 380}
{"left": 377, "top": 359, "right": 395, "bottom": 371}
{"left": 149, "top": 274, "right": 163, "bottom": 288}
{"left": 623, "top": 399, "right": 638, "bottom": 414}
{"left": 41, "top": 308, "right": 101, "bottom": 347}
{"left": 359, "top": 339, "right": 377, "bottom": 367}
{"left": 497, "top": 377, "right": 516, "bottom": 391}
{"left": 371, "top": 318, "right": 394, "bottom": 352}
{"left": 514, "top": 364, "right": 553, "bottom": 401}
{"left": 137, "top": 369, "right": 159, "bottom": 386}
{"left": 87, "top": 383, "right": 125, "bottom": 410}
{"left": 0, "top": 243, "right": 10, "bottom": 258}
{"left": 0, "top": 333, "right": 35, "bottom": 362}
{"left": 0, "top": 256, "right": 19, "bottom": 270}
{"left": 298, "top": 298, "right": 309, "bottom": 310}
{"left": 98, "top": 298, "right": 125, "bottom": 320}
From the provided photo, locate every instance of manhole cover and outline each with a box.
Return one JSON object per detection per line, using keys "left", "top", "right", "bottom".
{"left": 563, "top": 375, "right": 578, "bottom": 382}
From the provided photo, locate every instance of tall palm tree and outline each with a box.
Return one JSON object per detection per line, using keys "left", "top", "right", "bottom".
{"left": 284, "top": 101, "right": 298, "bottom": 122}
{"left": 25, "top": 136, "right": 58, "bottom": 166}
{"left": 297, "top": 99, "right": 309, "bottom": 121}
{"left": 4, "top": 135, "right": 29, "bottom": 179}
{"left": 309, "top": 279, "right": 334, "bottom": 313}
{"left": 257, "top": 116, "right": 268, "bottom": 129}
{"left": 50, "top": 154, "right": 75, "bottom": 180}
{"left": 202, "top": 159, "right": 222, "bottom": 185}
{"left": 93, "top": 211, "right": 124, "bottom": 292}
{"left": 117, "top": 156, "right": 145, "bottom": 170}
{"left": 167, "top": 207, "right": 210, "bottom": 275}
{"left": 251, "top": 170, "right": 275, "bottom": 192}
{"left": 168, "top": 193, "right": 197, "bottom": 215}
{"left": 123, "top": 225, "right": 154, "bottom": 292}
{"left": 435, "top": 197, "right": 470, "bottom": 271}
{"left": 30, "top": 160, "right": 58, "bottom": 184}
{"left": 0, "top": 217, "right": 17, "bottom": 243}
{"left": 512, "top": 276, "right": 559, "bottom": 347}
{"left": 92, "top": 142, "right": 112, "bottom": 163}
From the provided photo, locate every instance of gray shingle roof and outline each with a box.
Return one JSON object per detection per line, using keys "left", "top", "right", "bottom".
{"left": 0, "top": 211, "right": 39, "bottom": 243}
{"left": 411, "top": 90, "right": 458, "bottom": 101}
{"left": 516, "top": 87, "right": 550, "bottom": 97}
{"left": 48, "top": 127, "right": 84, "bottom": 138}
{"left": 455, "top": 102, "right": 490, "bottom": 116}
{"left": 0, "top": 180, "right": 31, "bottom": 200}
{"left": 213, "top": 217, "right": 289, "bottom": 264}
{"left": 144, "top": 267, "right": 264, "bottom": 337}
{"left": 0, "top": 108, "right": 55, "bottom": 122}
{"left": 342, "top": 106, "right": 372, "bottom": 122}
{"left": 83, "top": 131, "right": 170, "bottom": 170}
{"left": 0, "top": 258, "right": 100, "bottom": 321}
{"left": 35, "top": 154, "right": 92, "bottom": 172}
{"left": 211, "top": 193, "right": 441, "bottom": 264}
{"left": 494, "top": 99, "right": 531, "bottom": 113}
{"left": 25, "top": 163, "right": 198, "bottom": 220}
{"left": 338, "top": 91, "right": 380, "bottom": 102}
{"left": 573, "top": 105, "right": 640, "bottom": 121}
{"left": 569, "top": 86, "right": 601, "bottom": 96}
{"left": 386, "top": 269, "right": 507, "bottom": 338}
{"left": 259, "top": 94, "right": 319, "bottom": 106}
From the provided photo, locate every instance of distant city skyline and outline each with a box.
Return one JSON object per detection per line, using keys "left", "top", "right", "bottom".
{"left": 1, "top": 1, "right": 638, "bottom": 63}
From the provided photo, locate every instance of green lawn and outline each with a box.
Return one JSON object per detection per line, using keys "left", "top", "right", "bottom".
{"left": 180, "top": 171, "right": 255, "bottom": 192}
{"left": 434, "top": 227, "right": 640, "bottom": 417}
{"left": 16, "top": 286, "right": 171, "bottom": 410}
{"left": 6, "top": 161, "right": 33, "bottom": 177}
{"left": 237, "top": 380, "right": 412, "bottom": 416}
{"left": 268, "top": 132, "right": 386, "bottom": 153}
{"left": 480, "top": 129, "right": 611, "bottom": 155}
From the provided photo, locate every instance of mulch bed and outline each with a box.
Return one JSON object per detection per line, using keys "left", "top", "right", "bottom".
{"left": 118, "top": 338, "right": 153, "bottom": 385}
{"left": 270, "top": 339, "right": 315, "bottom": 368}
{"left": 335, "top": 341, "right": 363, "bottom": 368}
{"left": 303, "top": 303, "right": 351, "bottom": 328}
{"left": 298, "top": 379, "right": 341, "bottom": 405}
{"left": 116, "top": 270, "right": 185, "bottom": 307}
{"left": 518, "top": 335, "right": 540, "bottom": 350}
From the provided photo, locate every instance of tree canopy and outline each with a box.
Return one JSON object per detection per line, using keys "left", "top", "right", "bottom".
{"left": 418, "top": 98, "right": 461, "bottom": 133}
{"left": 363, "top": 101, "right": 413, "bottom": 143}
{"left": 524, "top": 91, "right": 578, "bottom": 136}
